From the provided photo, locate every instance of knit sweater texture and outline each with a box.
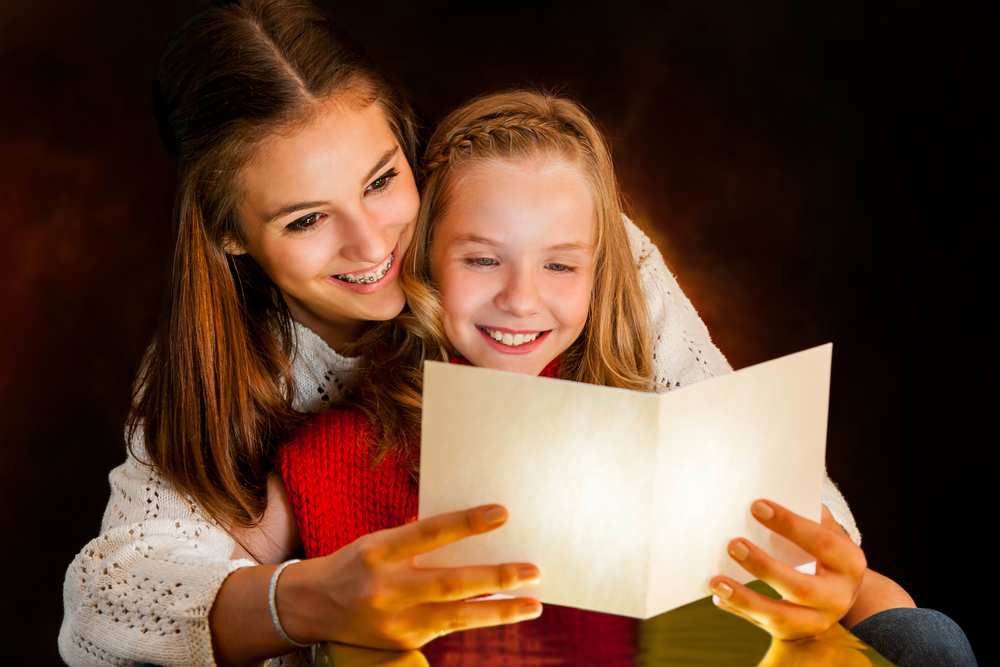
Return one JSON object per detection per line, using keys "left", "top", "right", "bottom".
{"left": 59, "top": 219, "right": 859, "bottom": 667}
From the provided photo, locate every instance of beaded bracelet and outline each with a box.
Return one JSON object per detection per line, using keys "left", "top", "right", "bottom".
{"left": 269, "top": 559, "right": 312, "bottom": 649}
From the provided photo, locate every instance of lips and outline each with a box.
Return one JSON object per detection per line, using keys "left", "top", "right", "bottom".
{"left": 476, "top": 326, "right": 551, "bottom": 355}
{"left": 326, "top": 243, "right": 401, "bottom": 295}
{"left": 479, "top": 326, "right": 543, "bottom": 347}
{"left": 334, "top": 252, "right": 393, "bottom": 284}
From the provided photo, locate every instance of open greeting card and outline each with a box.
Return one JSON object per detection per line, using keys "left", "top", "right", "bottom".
{"left": 417, "top": 344, "right": 832, "bottom": 619}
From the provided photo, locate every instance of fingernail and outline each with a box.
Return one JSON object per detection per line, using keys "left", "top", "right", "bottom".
{"left": 751, "top": 501, "right": 774, "bottom": 521}
{"left": 712, "top": 594, "right": 723, "bottom": 606}
{"left": 484, "top": 507, "right": 506, "bottom": 525}
{"left": 518, "top": 567, "right": 541, "bottom": 585}
{"left": 728, "top": 541, "right": 750, "bottom": 561}
{"left": 518, "top": 600, "right": 543, "bottom": 620}
{"left": 712, "top": 582, "right": 734, "bottom": 599}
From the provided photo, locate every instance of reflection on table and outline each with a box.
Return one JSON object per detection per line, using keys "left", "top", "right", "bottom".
{"left": 315, "top": 582, "right": 896, "bottom": 667}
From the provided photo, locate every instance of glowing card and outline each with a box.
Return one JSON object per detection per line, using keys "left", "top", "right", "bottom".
{"left": 417, "top": 344, "right": 831, "bottom": 618}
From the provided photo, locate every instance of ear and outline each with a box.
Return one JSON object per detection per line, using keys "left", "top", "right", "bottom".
{"left": 222, "top": 235, "right": 247, "bottom": 255}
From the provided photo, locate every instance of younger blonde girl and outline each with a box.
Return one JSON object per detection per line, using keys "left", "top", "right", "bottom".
{"left": 277, "top": 89, "right": 658, "bottom": 661}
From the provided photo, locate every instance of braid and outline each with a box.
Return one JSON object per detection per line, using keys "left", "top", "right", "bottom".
{"left": 421, "top": 113, "right": 584, "bottom": 178}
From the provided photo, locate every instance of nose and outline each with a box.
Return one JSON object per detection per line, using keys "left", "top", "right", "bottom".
{"left": 337, "top": 206, "right": 394, "bottom": 264}
{"left": 494, "top": 264, "right": 542, "bottom": 318}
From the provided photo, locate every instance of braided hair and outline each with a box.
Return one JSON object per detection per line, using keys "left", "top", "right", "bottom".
{"left": 352, "top": 90, "right": 654, "bottom": 464}
{"left": 420, "top": 113, "right": 577, "bottom": 175}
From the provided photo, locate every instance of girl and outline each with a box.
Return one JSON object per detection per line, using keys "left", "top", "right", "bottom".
{"left": 277, "top": 89, "right": 658, "bottom": 664}
{"left": 274, "top": 90, "right": 882, "bottom": 664}
{"left": 59, "top": 2, "right": 753, "bottom": 666}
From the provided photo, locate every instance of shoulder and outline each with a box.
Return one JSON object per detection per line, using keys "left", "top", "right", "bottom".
{"left": 622, "top": 214, "right": 659, "bottom": 266}
{"left": 620, "top": 215, "right": 733, "bottom": 390}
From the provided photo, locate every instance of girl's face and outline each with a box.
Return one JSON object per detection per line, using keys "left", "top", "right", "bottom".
{"left": 429, "top": 158, "right": 597, "bottom": 376}
{"left": 238, "top": 99, "right": 419, "bottom": 351}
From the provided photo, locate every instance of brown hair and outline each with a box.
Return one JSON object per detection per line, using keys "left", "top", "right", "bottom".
{"left": 128, "top": 0, "right": 419, "bottom": 531}
{"left": 355, "top": 89, "right": 653, "bottom": 462}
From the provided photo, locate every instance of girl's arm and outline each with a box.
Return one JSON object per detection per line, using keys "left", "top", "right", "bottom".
{"left": 59, "top": 454, "right": 255, "bottom": 667}
{"left": 709, "top": 500, "right": 914, "bottom": 638}
{"left": 841, "top": 569, "right": 916, "bottom": 629}
{"left": 62, "top": 458, "right": 541, "bottom": 667}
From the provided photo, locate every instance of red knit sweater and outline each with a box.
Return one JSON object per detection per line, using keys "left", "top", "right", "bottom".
{"left": 277, "top": 357, "right": 637, "bottom": 666}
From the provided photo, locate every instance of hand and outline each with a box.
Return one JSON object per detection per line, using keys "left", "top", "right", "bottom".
{"left": 279, "top": 504, "right": 543, "bottom": 650}
{"left": 709, "top": 500, "right": 867, "bottom": 640}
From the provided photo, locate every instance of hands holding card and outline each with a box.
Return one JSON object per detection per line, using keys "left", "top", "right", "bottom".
{"left": 710, "top": 500, "right": 867, "bottom": 639}
{"left": 259, "top": 504, "right": 542, "bottom": 653}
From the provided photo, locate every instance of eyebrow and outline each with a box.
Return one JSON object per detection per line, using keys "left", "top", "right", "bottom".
{"left": 262, "top": 200, "right": 329, "bottom": 225}
{"left": 545, "top": 242, "right": 595, "bottom": 254}
{"left": 363, "top": 146, "right": 399, "bottom": 185}
{"left": 452, "top": 235, "right": 594, "bottom": 253}
{"left": 452, "top": 234, "right": 503, "bottom": 247}
{"left": 261, "top": 146, "right": 400, "bottom": 224}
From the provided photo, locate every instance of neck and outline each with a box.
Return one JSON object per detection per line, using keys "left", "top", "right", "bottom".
{"left": 285, "top": 303, "right": 365, "bottom": 355}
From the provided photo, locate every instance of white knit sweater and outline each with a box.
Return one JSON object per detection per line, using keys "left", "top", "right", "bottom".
{"left": 59, "top": 219, "right": 859, "bottom": 667}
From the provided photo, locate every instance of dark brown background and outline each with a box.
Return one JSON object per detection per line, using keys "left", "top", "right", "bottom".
{"left": 0, "top": 1, "right": 994, "bottom": 664}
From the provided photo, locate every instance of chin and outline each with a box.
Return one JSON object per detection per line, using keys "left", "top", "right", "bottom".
{"left": 479, "top": 354, "right": 548, "bottom": 376}
{"left": 360, "top": 290, "right": 407, "bottom": 322}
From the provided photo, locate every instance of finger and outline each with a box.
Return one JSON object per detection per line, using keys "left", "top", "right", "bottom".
{"left": 405, "top": 597, "right": 543, "bottom": 644}
{"left": 727, "top": 538, "right": 836, "bottom": 607}
{"left": 725, "top": 537, "right": 848, "bottom": 609}
{"left": 751, "top": 500, "right": 864, "bottom": 575}
{"left": 376, "top": 505, "right": 509, "bottom": 562}
{"left": 398, "top": 563, "right": 542, "bottom": 606}
{"left": 710, "top": 576, "right": 831, "bottom": 640}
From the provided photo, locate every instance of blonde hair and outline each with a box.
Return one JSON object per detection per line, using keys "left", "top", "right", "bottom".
{"left": 354, "top": 89, "right": 653, "bottom": 462}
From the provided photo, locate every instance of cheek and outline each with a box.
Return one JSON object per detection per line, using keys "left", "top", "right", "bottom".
{"left": 437, "top": 269, "right": 479, "bottom": 322}
{"left": 555, "top": 276, "right": 594, "bottom": 333}
{"left": 387, "top": 193, "right": 420, "bottom": 258}
{"left": 388, "top": 178, "right": 421, "bottom": 227}
{"left": 256, "top": 234, "right": 335, "bottom": 287}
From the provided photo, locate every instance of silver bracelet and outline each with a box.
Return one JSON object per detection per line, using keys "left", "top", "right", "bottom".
{"left": 269, "top": 559, "right": 312, "bottom": 649}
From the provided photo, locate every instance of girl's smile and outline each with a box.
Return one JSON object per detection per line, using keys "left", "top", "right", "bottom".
{"left": 477, "top": 327, "right": 550, "bottom": 354}
{"left": 429, "top": 157, "right": 596, "bottom": 376}
{"left": 329, "top": 243, "right": 398, "bottom": 291}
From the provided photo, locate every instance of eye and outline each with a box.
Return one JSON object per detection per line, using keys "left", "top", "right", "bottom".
{"left": 545, "top": 262, "right": 574, "bottom": 272}
{"left": 285, "top": 212, "right": 323, "bottom": 233}
{"left": 465, "top": 257, "right": 499, "bottom": 268}
{"left": 366, "top": 169, "right": 399, "bottom": 194}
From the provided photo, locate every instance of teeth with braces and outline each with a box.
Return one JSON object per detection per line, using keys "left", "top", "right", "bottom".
{"left": 335, "top": 253, "right": 393, "bottom": 284}
{"left": 480, "top": 327, "right": 542, "bottom": 347}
